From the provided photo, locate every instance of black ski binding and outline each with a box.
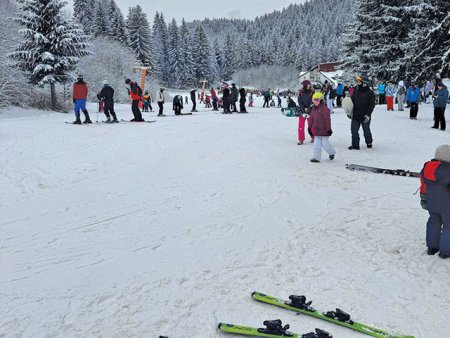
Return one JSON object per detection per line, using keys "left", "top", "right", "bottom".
{"left": 257, "top": 319, "right": 294, "bottom": 337}
{"left": 302, "top": 328, "right": 333, "bottom": 338}
{"left": 286, "top": 295, "right": 316, "bottom": 312}
{"left": 323, "top": 308, "right": 354, "bottom": 324}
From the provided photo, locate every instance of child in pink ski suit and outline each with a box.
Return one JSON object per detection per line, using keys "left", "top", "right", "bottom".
{"left": 297, "top": 80, "right": 314, "bottom": 145}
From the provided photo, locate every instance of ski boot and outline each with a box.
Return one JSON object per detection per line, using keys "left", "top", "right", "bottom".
{"left": 310, "top": 159, "right": 320, "bottom": 163}
{"left": 287, "top": 295, "right": 315, "bottom": 312}
{"left": 302, "top": 328, "right": 333, "bottom": 338}
{"left": 323, "top": 309, "right": 353, "bottom": 324}
{"left": 72, "top": 116, "right": 82, "bottom": 125}
{"left": 329, "top": 154, "right": 335, "bottom": 160}
{"left": 105, "top": 117, "right": 112, "bottom": 123}
{"left": 298, "top": 141, "right": 304, "bottom": 145}
{"left": 83, "top": 111, "right": 92, "bottom": 124}
{"left": 257, "top": 319, "right": 293, "bottom": 336}
{"left": 427, "top": 247, "right": 439, "bottom": 255}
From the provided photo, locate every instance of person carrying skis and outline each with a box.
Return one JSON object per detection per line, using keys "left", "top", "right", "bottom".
{"left": 349, "top": 76, "right": 375, "bottom": 150}
{"left": 239, "top": 87, "right": 247, "bottom": 113}
{"left": 98, "top": 80, "right": 118, "bottom": 123}
{"left": 308, "top": 92, "right": 336, "bottom": 163}
{"left": 72, "top": 75, "right": 92, "bottom": 124}
{"left": 420, "top": 144, "right": 450, "bottom": 258}
{"left": 173, "top": 94, "right": 184, "bottom": 115}
{"left": 432, "top": 82, "right": 449, "bottom": 131}
{"left": 190, "top": 89, "right": 198, "bottom": 112}
{"left": 125, "top": 78, "right": 144, "bottom": 122}
{"left": 156, "top": 88, "right": 166, "bottom": 116}
{"left": 385, "top": 81, "right": 396, "bottom": 111}
{"left": 407, "top": 82, "right": 420, "bottom": 119}
{"left": 143, "top": 90, "right": 153, "bottom": 112}
{"left": 230, "top": 83, "right": 239, "bottom": 112}
{"left": 297, "top": 80, "right": 314, "bottom": 145}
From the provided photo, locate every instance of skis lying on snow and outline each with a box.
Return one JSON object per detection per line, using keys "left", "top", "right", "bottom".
{"left": 251, "top": 292, "right": 414, "bottom": 338}
{"left": 120, "top": 119, "right": 156, "bottom": 123}
{"left": 346, "top": 164, "right": 420, "bottom": 178}
{"left": 218, "top": 320, "right": 332, "bottom": 338}
{"left": 281, "top": 107, "right": 301, "bottom": 117}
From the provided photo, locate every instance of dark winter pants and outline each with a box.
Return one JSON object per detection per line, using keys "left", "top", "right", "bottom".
{"left": 174, "top": 104, "right": 182, "bottom": 115}
{"left": 433, "top": 107, "right": 446, "bottom": 130}
{"left": 379, "top": 94, "right": 386, "bottom": 105}
{"left": 223, "top": 98, "right": 231, "bottom": 113}
{"left": 427, "top": 212, "right": 450, "bottom": 254}
{"left": 231, "top": 100, "right": 238, "bottom": 112}
{"left": 336, "top": 95, "right": 342, "bottom": 107}
{"left": 410, "top": 102, "right": 419, "bottom": 118}
{"left": 351, "top": 119, "right": 373, "bottom": 148}
{"left": 132, "top": 100, "right": 143, "bottom": 121}
{"left": 191, "top": 99, "right": 196, "bottom": 111}
{"left": 158, "top": 102, "right": 164, "bottom": 115}
{"left": 213, "top": 101, "right": 218, "bottom": 110}
{"left": 239, "top": 100, "right": 246, "bottom": 112}
{"left": 263, "top": 98, "right": 269, "bottom": 108}
{"left": 104, "top": 101, "right": 116, "bottom": 120}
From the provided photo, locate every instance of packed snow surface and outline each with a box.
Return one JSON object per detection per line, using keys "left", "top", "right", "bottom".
{"left": 1, "top": 96, "right": 449, "bottom": 338}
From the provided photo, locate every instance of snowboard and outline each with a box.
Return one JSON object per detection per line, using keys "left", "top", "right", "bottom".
{"left": 346, "top": 164, "right": 420, "bottom": 178}
{"left": 341, "top": 97, "right": 353, "bottom": 119}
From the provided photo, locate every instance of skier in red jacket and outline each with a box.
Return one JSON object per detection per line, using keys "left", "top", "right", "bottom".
{"left": 72, "top": 75, "right": 92, "bottom": 124}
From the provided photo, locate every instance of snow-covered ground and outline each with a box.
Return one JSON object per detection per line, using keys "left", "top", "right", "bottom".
{"left": 1, "top": 96, "right": 449, "bottom": 338}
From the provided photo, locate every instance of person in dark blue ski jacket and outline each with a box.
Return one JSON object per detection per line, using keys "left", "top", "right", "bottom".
{"left": 407, "top": 83, "right": 421, "bottom": 119}
{"left": 420, "top": 145, "right": 450, "bottom": 258}
{"left": 432, "top": 82, "right": 449, "bottom": 130}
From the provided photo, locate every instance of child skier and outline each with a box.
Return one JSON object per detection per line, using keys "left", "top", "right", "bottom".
{"left": 297, "top": 80, "right": 314, "bottom": 145}
{"left": 385, "top": 82, "right": 396, "bottom": 111}
{"left": 143, "top": 90, "right": 152, "bottom": 112}
{"left": 308, "top": 92, "right": 336, "bottom": 163}
{"left": 420, "top": 144, "right": 450, "bottom": 258}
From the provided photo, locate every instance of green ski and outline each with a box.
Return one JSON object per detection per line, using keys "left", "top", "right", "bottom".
{"left": 218, "top": 320, "right": 332, "bottom": 338}
{"left": 251, "top": 292, "right": 414, "bottom": 338}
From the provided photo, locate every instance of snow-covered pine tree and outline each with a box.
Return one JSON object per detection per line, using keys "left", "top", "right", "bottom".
{"left": 10, "top": 0, "right": 90, "bottom": 109}
{"left": 107, "top": 0, "right": 127, "bottom": 44}
{"left": 126, "top": 5, "right": 152, "bottom": 66}
{"left": 222, "top": 34, "right": 236, "bottom": 81}
{"left": 192, "top": 24, "right": 212, "bottom": 83}
{"left": 212, "top": 39, "right": 224, "bottom": 82}
{"left": 178, "top": 18, "right": 195, "bottom": 87}
{"left": 93, "top": 0, "right": 109, "bottom": 37}
{"left": 405, "top": 0, "right": 450, "bottom": 81}
{"left": 73, "top": 0, "right": 94, "bottom": 34}
{"left": 167, "top": 19, "right": 182, "bottom": 88}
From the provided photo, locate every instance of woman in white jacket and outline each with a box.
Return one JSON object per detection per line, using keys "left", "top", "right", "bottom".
{"left": 156, "top": 88, "right": 166, "bottom": 116}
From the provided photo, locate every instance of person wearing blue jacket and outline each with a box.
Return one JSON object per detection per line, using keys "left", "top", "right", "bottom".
{"left": 432, "top": 82, "right": 449, "bottom": 130}
{"left": 420, "top": 144, "right": 450, "bottom": 258}
{"left": 336, "top": 83, "right": 344, "bottom": 107}
{"left": 407, "top": 82, "right": 421, "bottom": 119}
{"left": 378, "top": 82, "right": 386, "bottom": 104}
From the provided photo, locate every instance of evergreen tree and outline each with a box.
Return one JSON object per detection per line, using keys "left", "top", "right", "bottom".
{"left": 93, "top": 0, "right": 109, "bottom": 37}
{"left": 212, "top": 39, "right": 224, "bottom": 81}
{"left": 178, "top": 19, "right": 195, "bottom": 87}
{"left": 107, "top": 0, "right": 128, "bottom": 44}
{"left": 222, "top": 34, "right": 236, "bottom": 81}
{"left": 11, "top": 0, "right": 90, "bottom": 108}
{"left": 167, "top": 19, "right": 182, "bottom": 87}
{"left": 192, "top": 24, "right": 212, "bottom": 82}
{"left": 126, "top": 5, "right": 152, "bottom": 66}
{"left": 152, "top": 12, "right": 170, "bottom": 85}
{"left": 73, "top": 0, "right": 94, "bottom": 34}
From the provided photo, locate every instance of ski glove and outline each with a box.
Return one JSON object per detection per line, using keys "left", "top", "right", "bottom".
{"left": 363, "top": 115, "right": 370, "bottom": 124}
{"left": 420, "top": 193, "right": 428, "bottom": 210}
{"left": 327, "top": 129, "right": 333, "bottom": 136}
{"left": 308, "top": 128, "right": 313, "bottom": 137}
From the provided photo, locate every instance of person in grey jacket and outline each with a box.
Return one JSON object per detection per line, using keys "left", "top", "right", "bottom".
{"left": 420, "top": 145, "right": 450, "bottom": 258}
{"left": 230, "top": 83, "right": 239, "bottom": 112}
{"left": 432, "top": 82, "right": 449, "bottom": 131}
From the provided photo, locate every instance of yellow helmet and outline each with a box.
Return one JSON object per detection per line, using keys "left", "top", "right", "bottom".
{"left": 312, "top": 92, "right": 324, "bottom": 100}
{"left": 355, "top": 76, "right": 362, "bottom": 82}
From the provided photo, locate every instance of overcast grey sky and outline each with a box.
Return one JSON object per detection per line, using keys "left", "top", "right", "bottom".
{"left": 67, "top": 0, "right": 305, "bottom": 23}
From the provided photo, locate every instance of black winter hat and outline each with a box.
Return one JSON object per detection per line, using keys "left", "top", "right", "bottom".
{"left": 125, "top": 78, "right": 131, "bottom": 84}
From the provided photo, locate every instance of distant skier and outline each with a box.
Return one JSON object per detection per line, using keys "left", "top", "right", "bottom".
{"left": 125, "top": 78, "right": 144, "bottom": 122}
{"left": 308, "top": 92, "right": 336, "bottom": 163}
{"left": 72, "top": 75, "right": 92, "bottom": 124}
{"left": 222, "top": 84, "right": 231, "bottom": 114}
{"left": 143, "top": 90, "right": 153, "bottom": 112}
{"left": 277, "top": 94, "right": 282, "bottom": 108}
{"left": 397, "top": 81, "right": 406, "bottom": 111}
{"left": 432, "top": 82, "right": 449, "bottom": 131}
{"left": 424, "top": 80, "right": 433, "bottom": 104}
{"left": 190, "top": 89, "right": 198, "bottom": 112}
{"left": 378, "top": 82, "right": 386, "bottom": 104}
{"left": 185, "top": 96, "right": 189, "bottom": 105}
{"left": 420, "top": 144, "right": 450, "bottom": 258}
{"left": 98, "top": 80, "right": 118, "bottom": 123}
{"left": 336, "top": 83, "right": 344, "bottom": 107}
{"left": 156, "top": 88, "right": 166, "bottom": 116}
{"left": 263, "top": 89, "right": 271, "bottom": 108}
{"left": 349, "top": 76, "right": 375, "bottom": 150}
{"left": 407, "top": 82, "right": 420, "bottom": 119}
{"left": 230, "top": 83, "right": 239, "bottom": 112}
{"left": 385, "top": 82, "right": 396, "bottom": 111}
{"left": 248, "top": 93, "right": 254, "bottom": 107}
{"left": 211, "top": 88, "right": 219, "bottom": 111}
{"left": 239, "top": 87, "right": 247, "bottom": 113}
{"left": 173, "top": 94, "right": 184, "bottom": 115}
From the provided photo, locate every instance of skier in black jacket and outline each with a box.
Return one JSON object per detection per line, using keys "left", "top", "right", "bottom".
{"left": 239, "top": 87, "right": 247, "bottom": 113}
{"left": 173, "top": 95, "right": 184, "bottom": 115}
{"left": 190, "top": 89, "right": 198, "bottom": 112}
{"left": 98, "top": 80, "right": 118, "bottom": 123}
{"left": 349, "top": 76, "right": 375, "bottom": 150}
{"left": 222, "top": 85, "right": 231, "bottom": 114}
{"left": 230, "top": 83, "right": 239, "bottom": 112}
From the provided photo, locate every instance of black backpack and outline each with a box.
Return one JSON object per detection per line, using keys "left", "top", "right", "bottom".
{"left": 329, "top": 88, "right": 337, "bottom": 99}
